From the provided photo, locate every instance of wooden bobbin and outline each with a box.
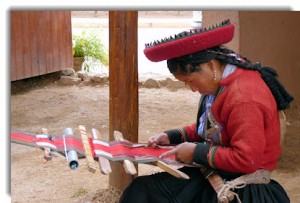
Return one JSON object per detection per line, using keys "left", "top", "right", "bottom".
{"left": 200, "top": 167, "right": 235, "bottom": 202}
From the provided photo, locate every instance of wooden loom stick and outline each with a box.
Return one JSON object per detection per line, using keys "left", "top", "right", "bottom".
{"left": 113, "top": 131, "right": 137, "bottom": 175}
{"left": 200, "top": 166, "right": 234, "bottom": 202}
{"left": 78, "top": 125, "right": 97, "bottom": 173}
{"left": 91, "top": 128, "right": 112, "bottom": 175}
{"left": 156, "top": 160, "right": 190, "bottom": 179}
{"left": 40, "top": 128, "right": 52, "bottom": 161}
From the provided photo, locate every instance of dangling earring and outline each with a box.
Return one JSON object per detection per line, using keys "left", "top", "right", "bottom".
{"left": 213, "top": 69, "right": 217, "bottom": 81}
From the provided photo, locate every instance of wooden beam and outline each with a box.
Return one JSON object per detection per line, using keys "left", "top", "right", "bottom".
{"left": 108, "top": 11, "right": 138, "bottom": 191}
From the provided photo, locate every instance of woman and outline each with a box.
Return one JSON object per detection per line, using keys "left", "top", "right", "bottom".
{"left": 119, "top": 19, "right": 292, "bottom": 203}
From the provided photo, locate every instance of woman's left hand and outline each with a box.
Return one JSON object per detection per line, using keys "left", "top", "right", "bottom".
{"left": 159, "top": 142, "right": 196, "bottom": 164}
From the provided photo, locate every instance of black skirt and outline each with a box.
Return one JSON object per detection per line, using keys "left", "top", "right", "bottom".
{"left": 119, "top": 167, "right": 290, "bottom": 203}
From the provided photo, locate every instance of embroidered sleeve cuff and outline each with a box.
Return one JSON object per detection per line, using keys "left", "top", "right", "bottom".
{"left": 193, "top": 143, "right": 210, "bottom": 166}
{"left": 165, "top": 129, "right": 184, "bottom": 144}
{"left": 207, "top": 146, "right": 219, "bottom": 169}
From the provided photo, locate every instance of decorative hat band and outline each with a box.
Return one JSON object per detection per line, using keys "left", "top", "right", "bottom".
{"left": 144, "top": 19, "right": 235, "bottom": 62}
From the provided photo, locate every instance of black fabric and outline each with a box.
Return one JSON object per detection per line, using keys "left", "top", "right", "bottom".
{"left": 119, "top": 167, "right": 207, "bottom": 203}
{"left": 193, "top": 143, "right": 210, "bottom": 166}
{"left": 119, "top": 167, "right": 290, "bottom": 203}
{"left": 165, "top": 129, "right": 183, "bottom": 144}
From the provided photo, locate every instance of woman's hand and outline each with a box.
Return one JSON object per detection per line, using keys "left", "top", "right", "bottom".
{"left": 148, "top": 133, "right": 170, "bottom": 147}
{"left": 159, "top": 142, "right": 196, "bottom": 164}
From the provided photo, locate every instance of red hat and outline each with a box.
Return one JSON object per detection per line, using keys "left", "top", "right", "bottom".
{"left": 144, "top": 19, "right": 234, "bottom": 62}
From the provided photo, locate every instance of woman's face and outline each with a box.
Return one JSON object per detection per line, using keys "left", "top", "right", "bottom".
{"left": 173, "top": 61, "right": 219, "bottom": 95}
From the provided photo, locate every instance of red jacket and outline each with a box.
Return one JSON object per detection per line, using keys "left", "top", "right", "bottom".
{"left": 167, "top": 68, "right": 281, "bottom": 174}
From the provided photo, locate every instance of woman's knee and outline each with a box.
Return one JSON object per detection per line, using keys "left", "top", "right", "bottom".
{"left": 119, "top": 176, "right": 149, "bottom": 203}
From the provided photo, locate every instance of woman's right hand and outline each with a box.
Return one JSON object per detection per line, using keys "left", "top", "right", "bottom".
{"left": 148, "top": 133, "right": 170, "bottom": 147}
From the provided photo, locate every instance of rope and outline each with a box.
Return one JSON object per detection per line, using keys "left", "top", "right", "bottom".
{"left": 217, "top": 179, "right": 246, "bottom": 203}
{"left": 217, "top": 169, "right": 271, "bottom": 203}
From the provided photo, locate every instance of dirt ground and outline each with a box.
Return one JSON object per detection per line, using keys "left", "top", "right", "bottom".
{"left": 10, "top": 73, "right": 300, "bottom": 203}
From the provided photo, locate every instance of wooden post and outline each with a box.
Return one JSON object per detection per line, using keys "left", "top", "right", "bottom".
{"left": 108, "top": 11, "right": 138, "bottom": 191}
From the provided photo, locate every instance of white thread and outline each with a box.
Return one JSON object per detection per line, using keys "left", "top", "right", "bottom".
{"left": 35, "top": 134, "right": 49, "bottom": 139}
{"left": 62, "top": 134, "right": 68, "bottom": 162}
{"left": 35, "top": 142, "right": 57, "bottom": 149}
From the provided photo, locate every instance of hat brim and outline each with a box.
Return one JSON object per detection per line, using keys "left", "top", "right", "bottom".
{"left": 144, "top": 23, "right": 235, "bottom": 62}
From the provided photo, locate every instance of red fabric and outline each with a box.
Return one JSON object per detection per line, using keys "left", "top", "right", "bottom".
{"left": 11, "top": 131, "right": 175, "bottom": 161}
{"left": 11, "top": 131, "right": 85, "bottom": 154}
{"left": 93, "top": 144, "right": 175, "bottom": 160}
{"left": 183, "top": 124, "right": 202, "bottom": 142}
{"left": 144, "top": 24, "right": 234, "bottom": 62}
{"left": 186, "top": 69, "right": 281, "bottom": 173}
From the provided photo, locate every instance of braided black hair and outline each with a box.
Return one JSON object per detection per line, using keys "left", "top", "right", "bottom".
{"left": 167, "top": 46, "right": 293, "bottom": 110}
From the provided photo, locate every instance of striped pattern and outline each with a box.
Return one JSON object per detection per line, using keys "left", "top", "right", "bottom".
{"left": 208, "top": 146, "right": 219, "bottom": 169}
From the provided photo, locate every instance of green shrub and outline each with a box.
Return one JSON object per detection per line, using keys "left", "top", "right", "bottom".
{"left": 72, "top": 29, "right": 109, "bottom": 67}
